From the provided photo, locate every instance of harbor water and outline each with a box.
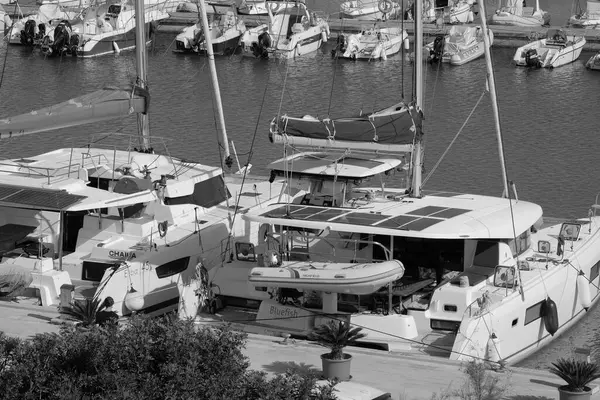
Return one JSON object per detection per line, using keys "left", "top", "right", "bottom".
{"left": 0, "top": 0, "right": 599, "bottom": 369}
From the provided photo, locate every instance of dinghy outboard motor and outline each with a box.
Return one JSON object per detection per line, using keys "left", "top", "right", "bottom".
{"left": 429, "top": 34, "right": 445, "bottom": 63}
{"left": 49, "top": 20, "right": 72, "bottom": 56}
{"left": 20, "top": 20, "right": 37, "bottom": 46}
{"left": 38, "top": 23, "right": 46, "bottom": 39}
{"left": 524, "top": 49, "right": 541, "bottom": 68}
{"left": 69, "top": 33, "right": 80, "bottom": 55}
{"left": 251, "top": 31, "right": 271, "bottom": 59}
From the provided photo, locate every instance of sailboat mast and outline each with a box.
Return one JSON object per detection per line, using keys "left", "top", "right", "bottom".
{"left": 410, "top": 0, "right": 423, "bottom": 198}
{"left": 134, "top": 0, "right": 150, "bottom": 151}
{"left": 477, "top": 0, "right": 510, "bottom": 197}
{"left": 198, "top": 0, "right": 231, "bottom": 162}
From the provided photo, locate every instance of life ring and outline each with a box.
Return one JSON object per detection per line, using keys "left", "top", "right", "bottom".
{"left": 378, "top": 0, "right": 394, "bottom": 14}
{"left": 158, "top": 220, "right": 168, "bottom": 238}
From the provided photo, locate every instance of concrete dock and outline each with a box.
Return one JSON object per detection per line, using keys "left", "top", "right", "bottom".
{"left": 1, "top": 299, "right": 599, "bottom": 399}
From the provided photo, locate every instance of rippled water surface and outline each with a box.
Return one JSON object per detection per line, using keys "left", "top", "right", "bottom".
{"left": 0, "top": 2, "right": 599, "bottom": 368}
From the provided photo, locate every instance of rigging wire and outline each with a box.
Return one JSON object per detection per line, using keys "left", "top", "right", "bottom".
{"left": 0, "top": 2, "right": 19, "bottom": 92}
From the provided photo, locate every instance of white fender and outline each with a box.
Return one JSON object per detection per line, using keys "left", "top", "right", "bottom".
{"left": 113, "top": 41, "right": 120, "bottom": 53}
{"left": 485, "top": 333, "right": 501, "bottom": 363}
{"left": 577, "top": 272, "right": 592, "bottom": 310}
{"left": 404, "top": 37, "right": 410, "bottom": 50}
{"left": 381, "top": 46, "right": 387, "bottom": 60}
{"left": 295, "top": 42, "right": 301, "bottom": 56}
{"left": 321, "top": 30, "right": 327, "bottom": 43}
{"left": 467, "top": 11, "right": 474, "bottom": 22}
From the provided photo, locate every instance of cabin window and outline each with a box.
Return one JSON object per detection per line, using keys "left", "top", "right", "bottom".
{"left": 236, "top": 242, "right": 256, "bottom": 262}
{"left": 82, "top": 261, "right": 117, "bottom": 282}
{"left": 155, "top": 257, "right": 190, "bottom": 279}
{"left": 591, "top": 262, "right": 600, "bottom": 282}
{"left": 443, "top": 304, "right": 457, "bottom": 312}
{"left": 508, "top": 231, "right": 531, "bottom": 257}
{"left": 494, "top": 266, "right": 516, "bottom": 289}
{"left": 524, "top": 301, "right": 544, "bottom": 325}
{"left": 512, "top": 318, "right": 519, "bottom": 327}
{"left": 164, "top": 176, "right": 231, "bottom": 209}
{"left": 473, "top": 241, "right": 499, "bottom": 268}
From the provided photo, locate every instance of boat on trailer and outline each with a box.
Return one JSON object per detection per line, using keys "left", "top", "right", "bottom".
{"left": 513, "top": 28, "right": 586, "bottom": 68}
{"left": 181, "top": 0, "right": 600, "bottom": 367}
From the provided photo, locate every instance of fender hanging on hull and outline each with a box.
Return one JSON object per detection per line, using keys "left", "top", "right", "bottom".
{"left": 542, "top": 297, "right": 559, "bottom": 336}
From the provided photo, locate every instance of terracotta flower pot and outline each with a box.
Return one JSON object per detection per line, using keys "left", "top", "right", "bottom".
{"left": 321, "top": 353, "right": 352, "bottom": 381}
{"left": 558, "top": 386, "right": 592, "bottom": 400}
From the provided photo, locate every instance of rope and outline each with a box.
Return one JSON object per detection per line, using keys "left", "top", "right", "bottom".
{"left": 421, "top": 90, "right": 486, "bottom": 187}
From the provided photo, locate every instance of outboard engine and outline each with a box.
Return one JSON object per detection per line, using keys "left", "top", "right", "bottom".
{"left": 20, "top": 20, "right": 36, "bottom": 46}
{"left": 524, "top": 49, "right": 541, "bottom": 68}
{"left": 429, "top": 34, "right": 445, "bottom": 63}
{"left": 69, "top": 33, "right": 80, "bottom": 55}
{"left": 50, "top": 20, "right": 72, "bottom": 56}
{"left": 251, "top": 31, "right": 271, "bottom": 59}
{"left": 37, "top": 23, "right": 46, "bottom": 40}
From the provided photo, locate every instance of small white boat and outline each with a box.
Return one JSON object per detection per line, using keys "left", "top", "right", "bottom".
{"left": 586, "top": 52, "right": 600, "bottom": 69}
{"left": 569, "top": 0, "right": 600, "bottom": 28}
{"left": 249, "top": 260, "right": 405, "bottom": 295}
{"left": 339, "top": 0, "right": 401, "bottom": 21}
{"left": 239, "top": 1, "right": 329, "bottom": 59}
{"left": 332, "top": 25, "right": 408, "bottom": 60}
{"left": 427, "top": 25, "right": 493, "bottom": 65}
{"left": 490, "top": 0, "right": 551, "bottom": 27}
{"left": 40, "top": 0, "right": 168, "bottom": 57}
{"left": 6, "top": 4, "right": 81, "bottom": 46}
{"left": 422, "top": 0, "right": 476, "bottom": 24}
{"left": 174, "top": 1, "right": 245, "bottom": 55}
{"left": 237, "top": 0, "right": 293, "bottom": 16}
{"left": 513, "top": 29, "right": 586, "bottom": 68}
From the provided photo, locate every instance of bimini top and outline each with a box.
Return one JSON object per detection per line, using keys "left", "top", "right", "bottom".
{"left": 268, "top": 152, "right": 403, "bottom": 179}
{"left": 243, "top": 191, "right": 544, "bottom": 239}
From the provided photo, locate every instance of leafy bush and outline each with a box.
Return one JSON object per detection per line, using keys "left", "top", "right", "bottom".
{"left": 0, "top": 316, "right": 338, "bottom": 400}
{"left": 549, "top": 358, "right": 600, "bottom": 392}
{"left": 430, "top": 360, "right": 510, "bottom": 400}
{"left": 308, "top": 320, "right": 367, "bottom": 360}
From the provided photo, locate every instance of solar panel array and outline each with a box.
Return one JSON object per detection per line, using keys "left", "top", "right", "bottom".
{"left": 0, "top": 184, "right": 86, "bottom": 211}
{"left": 261, "top": 204, "right": 471, "bottom": 232}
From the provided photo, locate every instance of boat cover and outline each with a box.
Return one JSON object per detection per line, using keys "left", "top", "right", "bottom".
{"left": 448, "top": 25, "right": 477, "bottom": 45}
{"left": 271, "top": 102, "right": 420, "bottom": 149}
{"left": 0, "top": 86, "right": 149, "bottom": 139}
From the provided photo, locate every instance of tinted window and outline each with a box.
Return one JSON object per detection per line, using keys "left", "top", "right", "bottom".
{"left": 473, "top": 241, "right": 498, "bottom": 268}
{"left": 82, "top": 261, "right": 117, "bottom": 282}
{"left": 236, "top": 242, "right": 256, "bottom": 262}
{"left": 155, "top": 257, "right": 190, "bottom": 279}
{"left": 165, "top": 176, "right": 230, "bottom": 209}
{"left": 525, "top": 301, "right": 544, "bottom": 325}
{"left": 591, "top": 262, "right": 600, "bottom": 282}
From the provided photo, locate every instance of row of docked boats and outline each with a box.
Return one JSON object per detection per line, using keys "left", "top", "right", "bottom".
{"left": 1, "top": 0, "right": 600, "bottom": 369}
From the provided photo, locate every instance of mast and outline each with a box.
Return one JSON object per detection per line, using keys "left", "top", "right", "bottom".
{"left": 478, "top": 0, "right": 510, "bottom": 197}
{"left": 134, "top": 0, "right": 150, "bottom": 151}
{"left": 410, "top": 0, "right": 423, "bottom": 198}
{"left": 198, "top": 0, "right": 231, "bottom": 163}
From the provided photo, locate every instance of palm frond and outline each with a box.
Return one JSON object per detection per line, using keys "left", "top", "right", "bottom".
{"left": 308, "top": 320, "right": 366, "bottom": 360}
{"left": 549, "top": 358, "right": 600, "bottom": 392}
{"left": 61, "top": 297, "right": 104, "bottom": 326}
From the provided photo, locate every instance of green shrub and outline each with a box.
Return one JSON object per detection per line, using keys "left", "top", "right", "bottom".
{"left": 549, "top": 358, "right": 600, "bottom": 392}
{"left": 0, "top": 316, "right": 337, "bottom": 400}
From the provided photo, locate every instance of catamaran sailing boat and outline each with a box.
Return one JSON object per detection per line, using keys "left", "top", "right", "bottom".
{"left": 239, "top": 0, "right": 329, "bottom": 59}
{"left": 40, "top": 0, "right": 168, "bottom": 57}
{"left": 185, "top": 0, "right": 600, "bottom": 366}
{"left": 490, "top": 0, "right": 551, "bottom": 26}
{"left": 512, "top": 29, "right": 586, "bottom": 68}
{"left": 569, "top": 0, "right": 600, "bottom": 28}
{"left": 174, "top": 1, "right": 245, "bottom": 55}
{"left": 0, "top": 0, "right": 288, "bottom": 317}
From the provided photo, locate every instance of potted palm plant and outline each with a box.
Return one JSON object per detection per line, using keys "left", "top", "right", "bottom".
{"left": 548, "top": 358, "right": 600, "bottom": 400}
{"left": 308, "top": 320, "right": 367, "bottom": 381}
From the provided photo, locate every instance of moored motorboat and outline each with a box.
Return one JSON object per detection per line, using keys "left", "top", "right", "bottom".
{"left": 249, "top": 260, "right": 405, "bottom": 294}
{"left": 568, "top": 0, "right": 600, "bottom": 28}
{"left": 237, "top": 0, "right": 293, "bottom": 16}
{"left": 513, "top": 28, "right": 586, "bottom": 68}
{"left": 586, "top": 52, "right": 600, "bottom": 69}
{"left": 490, "top": 0, "right": 550, "bottom": 27}
{"left": 40, "top": 0, "right": 168, "bottom": 57}
{"left": 427, "top": 25, "right": 493, "bottom": 65}
{"left": 422, "top": 0, "right": 476, "bottom": 24}
{"left": 6, "top": 4, "right": 81, "bottom": 46}
{"left": 174, "top": 1, "right": 245, "bottom": 55}
{"left": 239, "top": 1, "right": 329, "bottom": 59}
{"left": 332, "top": 25, "right": 408, "bottom": 60}
{"left": 339, "top": 0, "right": 401, "bottom": 21}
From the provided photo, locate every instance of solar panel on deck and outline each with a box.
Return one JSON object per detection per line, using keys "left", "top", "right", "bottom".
{"left": 291, "top": 206, "right": 326, "bottom": 220}
{"left": 337, "top": 212, "right": 391, "bottom": 226}
{"left": 406, "top": 206, "right": 448, "bottom": 216}
{"left": 0, "top": 185, "right": 85, "bottom": 211}
{"left": 375, "top": 215, "right": 419, "bottom": 229}
{"left": 399, "top": 217, "right": 443, "bottom": 231}
{"left": 424, "top": 191, "right": 462, "bottom": 198}
{"left": 305, "top": 208, "right": 348, "bottom": 222}
{"left": 433, "top": 208, "right": 471, "bottom": 219}
{"left": 263, "top": 205, "right": 294, "bottom": 218}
